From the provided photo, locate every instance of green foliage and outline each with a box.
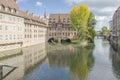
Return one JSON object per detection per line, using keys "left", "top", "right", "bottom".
{"left": 70, "top": 5, "right": 90, "bottom": 40}
{"left": 88, "top": 12, "right": 97, "bottom": 28}
{"left": 70, "top": 5, "right": 97, "bottom": 42}
{"left": 87, "top": 12, "right": 97, "bottom": 42}
{"left": 102, "top": 26, "right": 110, "bottom": 36}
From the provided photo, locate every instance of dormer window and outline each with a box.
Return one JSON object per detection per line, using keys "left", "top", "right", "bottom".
{"left": 11, "top": 9, "right": 14, "bottom": 13}
{"left": 5, "top": 7, "right": 8, "bottom": 11}
{"left": 8, "top": 7, "right": 11, "bottom": 12}
{"left": 16, "top": 11, "right": 19, "bottom": 14}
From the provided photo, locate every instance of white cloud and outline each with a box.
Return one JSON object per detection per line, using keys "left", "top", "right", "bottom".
{"left": 65, "top": 0, "right": 82, "bottom": 5}
{"left": 35, "top": 1, "right": 43, "bottom": 7}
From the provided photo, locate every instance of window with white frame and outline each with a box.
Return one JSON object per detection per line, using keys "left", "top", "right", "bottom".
{"left": 0, "top": 25, "right": 2, "bottom": 30}
{"left": 13, "top": 35, "right": 15, "bottom": 40}
{"left": 9, "top": 35, "right": 12, "bottom": 40}
{"left": 9, "top": 16, "right": 12, "bottom": 21}
{"left": 0, "top": 14, "right": 2, "bottom": 19}
{"left": 5, "top": 26, "right": 8, "bottom": 30}
{"left": 16, "top": 11, "right": 19, "bottom": 14}
{"left": 5, "top": 35, "right": 8, "bottom": 40}
{"left": 0, "top": 35, "right": 3, "bottom": 40}
{"left": 11, "top": 9, "right": 14, "bottom": 13}
{"left": 5, "top": 7, "right": 8, "bottom": 11}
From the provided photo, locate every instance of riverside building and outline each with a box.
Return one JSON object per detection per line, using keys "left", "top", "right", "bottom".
{"left": 47, "top": 14, "right": 78, "bottom": 41}
{"left": 111, "top": 7, "right": 120, "bottom": 46}
{"left": 0, "top": 0, "right": 47, "bottom": 51}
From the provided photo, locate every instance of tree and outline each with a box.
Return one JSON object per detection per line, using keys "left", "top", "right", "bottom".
{"left": 88, "top": 27, "right": 96, "bottom": 42}
{"left": 87, "top": 12, "right": 97, "bottom": 28}
{"left": 87, "top": 12, "right": 97, "bottom": 42}
{"left": 102, "top": 26, "right": 110, "bottom": 36}
{"left": 70, "top": 5, "right": 90, "bottom": 40}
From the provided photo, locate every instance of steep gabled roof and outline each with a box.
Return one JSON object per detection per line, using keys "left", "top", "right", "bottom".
{"left": 0, "top": 0, "right": 19, "bottom": 11}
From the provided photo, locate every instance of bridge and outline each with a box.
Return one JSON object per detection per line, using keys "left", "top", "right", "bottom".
{"left": 96, "top": 34, "right": 104, "bottom": 38}
{"left": 48, "top": 37, "right": 71, "bottom": 43}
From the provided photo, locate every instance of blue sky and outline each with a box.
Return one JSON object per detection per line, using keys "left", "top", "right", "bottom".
{"left": 18, "top": 0, "right": 120, "bottom": 30}
{"left": 18, "top": 0, "right": 72, "bottom": 16}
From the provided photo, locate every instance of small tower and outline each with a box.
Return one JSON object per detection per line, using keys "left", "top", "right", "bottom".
{"left": 44, "top": 11, "right": 47, "bottom": 18}
{"left": 58, "top": 14, "right": 61, "bottom": 23}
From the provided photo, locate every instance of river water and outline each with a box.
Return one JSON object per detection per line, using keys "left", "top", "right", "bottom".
{"left": 0, "top": 38, "right": 120, "bottom": 80}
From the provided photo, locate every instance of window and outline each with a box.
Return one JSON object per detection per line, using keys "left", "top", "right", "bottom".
{"left": 13, "top": 26, "right": 16, "bottom": 30}
{"left": 18, "top": 35, "right": 19, "bottom": 39}
{"left": 5, "top": 26, "right": 8, "bottom": 30}
{"left": 11, "top": 9, "right": 14, "bottom": 13}
{"left": 5, "top": 7, "right": 8, "bottom": 11}
{"left": 0, "top": 35, "right": 3, "bottom": 40}
{"left": 0, "top": 14, "right": 2, "bottom": 19}
{"left": 5, "top": 35, "right": 8, "bottom": 40}
{"left": 13, "top": 17, "right": 15, "bottom": 22}
{"left": 9, "top": 16, "right": 12, "bottom": 21}
{"left": 0, "top": 25, "right": 2, "bottom": 30}
{"left": 63, "top": 33, "right": 64, "bottom": 35}
{"left": 16, "top": 11, "right": 19, "bottom": 14}
{"left": 13, "top": 35, "right": 15, "bottom": 40}
{"left": 20, "top": 35, "right": 22, "bottom": 39}
{"left": 9, "top": 35, "right": 12, "bottom": 40}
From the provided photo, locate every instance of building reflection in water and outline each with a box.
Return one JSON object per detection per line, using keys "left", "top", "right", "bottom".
{"left": 0, "top": 43, "right": 46, "bottom": 80}
{"left": 23, "top": 43, "right": 46, "bottom": 75}
{"left": 47, "top": 44, "right": 95, "bottom": 80}
{"left": 110, "top": 45, "right": 120, "bottom": 80}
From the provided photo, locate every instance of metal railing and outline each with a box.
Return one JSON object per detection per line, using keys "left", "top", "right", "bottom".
{"left": 0, "top": 64, "right": 17, "bottom": 80}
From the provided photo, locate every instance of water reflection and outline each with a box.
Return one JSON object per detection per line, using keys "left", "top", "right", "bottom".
{"left": 1, "top": 39, "right": 120, "bottom": 80}
{"left": 47, "top": 44, "right": 95, "bottom": 80}
{"left": 110, "top": 45, "right": 120, "bottom": 80}
{"left": 0, "top": 65, "right": 17, "bottom": 80}
{"left": 23, "top": 44, "right": 46, "bottom": 75}
{"left": 70, "top": 45, "right": 95, "bottom": 80}
{"left": 0, "top": 43, "right": 46, "bottom": 80}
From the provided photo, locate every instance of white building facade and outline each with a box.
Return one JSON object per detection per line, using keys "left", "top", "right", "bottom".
{"left": 0, "top": 0, "right": 47, "bottom": 51}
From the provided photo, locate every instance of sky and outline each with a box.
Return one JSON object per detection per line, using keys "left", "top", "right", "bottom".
{"left": 17, "top": 0, "right": 120, "bottom": 31}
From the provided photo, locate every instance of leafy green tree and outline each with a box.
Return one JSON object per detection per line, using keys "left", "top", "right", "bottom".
{"left": 70, "top": 5, "right": 90, "bottom": 40}
{"left": 70, "top": 5, "right": 97, "bottom": 43}
{"left": 87, "top": 12, "right": 97, "bottom": 42}
{"left": 102, "top": 26, "right": 110, "bottom": 36}
{"left": 88, "top": 12, "right": 97, "bottom": 28}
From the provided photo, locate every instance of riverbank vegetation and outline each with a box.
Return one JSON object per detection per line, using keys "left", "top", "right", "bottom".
{"left": 101, "top": 26, "right": 110, "bottom": 38}
{"left": 70, "top": 4, "right": 97, "bottom": 43}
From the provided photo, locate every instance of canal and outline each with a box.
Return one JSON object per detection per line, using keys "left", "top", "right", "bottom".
{"left": 0, "top": 38, "right": 120, "bottom": 80}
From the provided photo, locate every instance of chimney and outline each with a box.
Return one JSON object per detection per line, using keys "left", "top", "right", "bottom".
{"left": 26, "top": 11, "right": 29, "bottom": 15}
{"left": 14, "top": 0, "right": 18, "bottom": 4}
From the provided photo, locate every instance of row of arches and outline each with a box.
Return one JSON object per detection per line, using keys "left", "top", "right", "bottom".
{"left": 48, "top": 37, "right": 71, "bottom": 43}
